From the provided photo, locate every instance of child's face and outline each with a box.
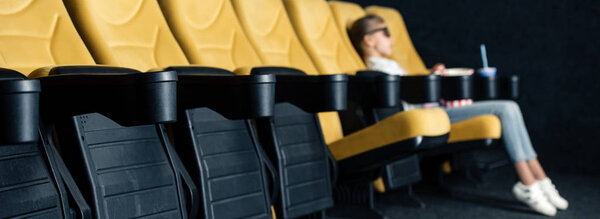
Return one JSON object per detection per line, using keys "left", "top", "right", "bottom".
{"left": 366, "top": 21, "right": 393, "bottom": 57}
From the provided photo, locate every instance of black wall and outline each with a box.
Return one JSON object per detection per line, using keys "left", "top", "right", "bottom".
{"left": 346, "top": 0, "right": 600, "bottom": 174}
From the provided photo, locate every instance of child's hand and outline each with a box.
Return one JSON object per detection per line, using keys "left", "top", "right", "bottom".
{"left": 431, "top": 63, "right": 446, "bottom": 75}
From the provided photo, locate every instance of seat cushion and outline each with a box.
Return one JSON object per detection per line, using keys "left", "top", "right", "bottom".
{"left": 328, "top": 108, "right": 450, "bottom": 161}
{"left": 448, "top": 114, "right": 501, "bottom": 143}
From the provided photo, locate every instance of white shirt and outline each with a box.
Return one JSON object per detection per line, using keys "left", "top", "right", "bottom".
{"left": 365, "top": 57, "right": 407, "bottom": 76}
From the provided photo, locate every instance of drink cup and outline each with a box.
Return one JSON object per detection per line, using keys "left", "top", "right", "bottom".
{"left": 478, "top": 67, "right": 497, "bottom": 77}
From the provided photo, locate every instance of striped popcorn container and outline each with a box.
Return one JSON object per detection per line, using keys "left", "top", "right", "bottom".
{"left": 441, "top": 99, "right": 474, "bottom": 108}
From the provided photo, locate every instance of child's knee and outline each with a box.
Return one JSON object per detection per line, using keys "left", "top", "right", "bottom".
{"left": 496, "top": 100, "right": 520, "bottom": 115}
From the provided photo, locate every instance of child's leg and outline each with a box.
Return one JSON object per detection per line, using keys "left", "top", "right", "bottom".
{"left": 501, "top": 103, "right": 549, "bottom": 181}
{"left": 445, "top": 100, "right": 532, "bottom": 164}
{"left": 445, "top": 100, "right": 542, "bottom": 184}
{"left": 515, "top": 161, "right": 537, "bottom": 185}
{"left": 445, "top": 100, "right": 566, "bottom": 213}
{"left": 528, "top": 158, "right": 548, "bottom": 180}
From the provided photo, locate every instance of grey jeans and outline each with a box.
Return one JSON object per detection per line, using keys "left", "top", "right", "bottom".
{"left": 444, "top": 100, "right": 537, "bottom": 163}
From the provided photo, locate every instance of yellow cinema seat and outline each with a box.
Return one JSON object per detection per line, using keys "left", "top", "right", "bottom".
{"left": 233, "top": 0, "right": 450, "bottom": 164}
{"left": 231, "top": 1, "right": 451, "bottom": 216}
{"left": 157, "top": 0, "right": 332, "bottom": 217}
{"left": 0, "top": 0, "right": 198, "bottom": 218}
{"left": 63, "top": 0, "right": 280, "bottom": 218}
{"left": 0, "top": 1, "right": 91, "bottom": 217}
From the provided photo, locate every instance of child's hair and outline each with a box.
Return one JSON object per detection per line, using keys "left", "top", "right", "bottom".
{"left": 349, "top": 14, "right": 385, "bottom": 59}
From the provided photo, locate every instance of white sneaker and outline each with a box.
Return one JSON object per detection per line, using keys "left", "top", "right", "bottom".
{"left": 538, "top": 178, "right": 569, "bottom": 210}
{"left": 513, "top": 182, "right": 557, "bottom": 216}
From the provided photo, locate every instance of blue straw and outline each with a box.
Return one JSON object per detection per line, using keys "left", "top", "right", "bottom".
{"left": 480, "top": 44, "right": 489, "bottom": 68}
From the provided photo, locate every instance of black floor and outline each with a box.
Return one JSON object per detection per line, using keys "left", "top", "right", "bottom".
{"left": 374, "top": 168, "right": 600, "bottom": 219}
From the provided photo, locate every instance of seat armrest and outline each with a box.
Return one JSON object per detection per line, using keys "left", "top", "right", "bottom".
{"left": 350, "top": 70, "right": 400, "bottom": 108}
{"left": 171, "top": 66, "right": 276, "bottom": 119}
{"left": 37, "top": 65, "right": 140, "bottom": 75}
{"left": 34, "top": 65, "right": 177, "bottom": 126}
{"left": 44, "top": 135, "right": 92, "bottom": 219}
{"left": 250, "top": 67, "right": 348, "bottom": 113}
{"left": 166, "top": 66, "right": 233, "bottom": 75}
{"left": 441, "top": 75, "right": 473, "bottom": 100}
{"left": 401, "top": 74, "right": 441, "bottom": 103}
{"left": 0, "top": 68, "right": 40, "bottom": 144}
{"left": 499, "top": 75, "right": 519, "bottom": 100}
{"left": 474, "top": 75, "right": 519, "bottom": 100}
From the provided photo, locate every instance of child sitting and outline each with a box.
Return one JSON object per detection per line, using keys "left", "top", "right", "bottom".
{"left": 349, "top": 14, "right": 568, "bottom": 216}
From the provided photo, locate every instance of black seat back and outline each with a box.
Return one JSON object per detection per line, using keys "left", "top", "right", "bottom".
{"left": 257, "top": 103, "right": 335, "bottom": 218}
{"left": 177, "top": 108, "right": 274, "bottom": 219}
{"left": 56, "top": 114, "right": 187, "bottom": 218}
{"left": 0, "top": 142, "right": 67, "bottom": 219}
{"left": 174, "top": 70, "right": 277, "bottom": 219}
{"left": 0, "top": 69, "right": 66, "bottom": 218}
{"left": 41, "top": 69, "right": 195, "bottom": 219}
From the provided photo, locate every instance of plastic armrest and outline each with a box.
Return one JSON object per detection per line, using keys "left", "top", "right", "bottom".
{"left": 170, "top": 66, "right": 276, "bottom": 119}
{"left": 0, "top": 68, "right": 40, "bottom": 144}
{"left": 349, "top": 70, "right": 400, "bottom": 108}
{"left": 441, "top": 75, "right": 473, "bottom": 100}
{"left": 157, "top": 125, "right": 199, "bottom": 218}
{"left": 254, "top": 138, "right": 280, "bottom": 204}
{"left": 32, "top": 65, "right": 177, "bottom": 126}
{"left": 326, "top": 148, "right": 339, "bottom": 186}
{"left": 175, "top": 154, "right": 200, "bottom": 219}
{"left": 499, "top": 75, "right": 519, "bottom": 100}
{"left": 250, "top": 67, "right": 348, "bottom": 113}
{"left": 400, "top": 74, "right": 441, "bottom": 103}
{"left": 474, "top": 75, "right": 519, "bottom": 100}
{"left": 43, "top": 133, "right": 92, "bottom": 219}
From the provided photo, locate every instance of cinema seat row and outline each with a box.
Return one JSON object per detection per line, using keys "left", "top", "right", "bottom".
{"left": 0, "top": 0, "right": 517, "bottom": 218}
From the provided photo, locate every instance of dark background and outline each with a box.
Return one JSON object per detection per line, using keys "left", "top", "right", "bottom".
{"left": 346, "top": 0, "right": 600, "bottom": 174}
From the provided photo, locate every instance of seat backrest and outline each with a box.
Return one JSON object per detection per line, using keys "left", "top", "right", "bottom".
{"left": 284, "top": 0, "right": 366, "bottom": 75}
{"left": 231, "top": 0, "right": 319, "bottom": 76}
{"left": 0, "top": 71, "right": 64, "bottom": 218}
{"left": 158, "top": 0, "right": 262, "bottom": 72}
{"left": 63, "top": 0, "right": 189, "bottom": 71}
{"left": 255, "top": 102, "right": 335, "bottom": 218}
{"left": 55, "top": 113, "right": 190, "bottom": 219}
{"left": 163, "top": 1, "right": 333, "bottom": 217}
{"left": 328, "top": 1, "right": 367, "bottom": 67}
{"left": 70, "top": 1, "right": 276, "bottom": 218}
{"left": 0, "top": 1, "right": 193, "bottom": 218}
{"left": 232, "top": 0, "right": 344, "bottom": 144}
{"left": 176, "top": 108, "right": 274, "bottom": 219}
{"left": 366, "top": 6, "right": 429, "bottom": 75}
{"left": 0, "top": 0, "right": 95, "bottom": 75}
{"left": 0, "top": 141, "right": 65, "bottom": 218}
{"left": 0, "top": 2, "right": 91, "bottom": 217}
